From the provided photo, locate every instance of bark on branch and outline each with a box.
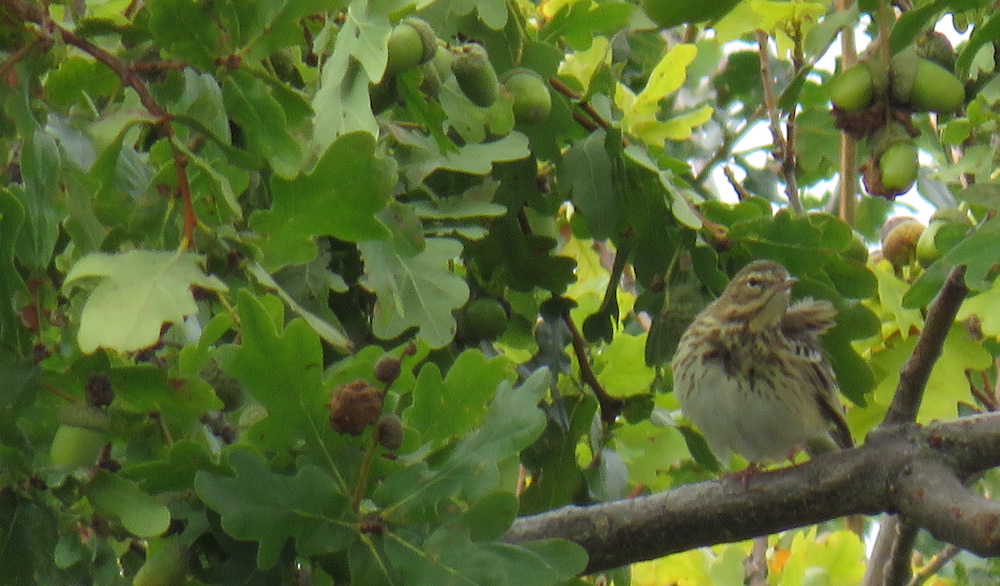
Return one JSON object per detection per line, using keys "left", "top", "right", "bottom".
{"left": 504, "top": 414, "right": 1000, "bottom": 574}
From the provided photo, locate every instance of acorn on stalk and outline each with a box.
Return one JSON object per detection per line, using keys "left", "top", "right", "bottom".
{"left": 879, "top": 216, "right": 925, "bottom": 271}
{"left": 862, "top": 121, "right": 919, "bottom": 198}
{"left": 50, "top": 404, "right": 109, "bottom": 469}
{"left": 501, "top": 68, "right": 552, "bottom": 124}
{"left": 451, "top": 44, "right": 500, "bottom": 108}
{"left": 384, "top": 17, "right": 437, "bottom": 80}
{"left": 889, "top": 49, "right": 964, "bottom": 114}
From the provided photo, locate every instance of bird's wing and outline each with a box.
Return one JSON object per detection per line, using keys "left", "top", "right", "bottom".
{"left": 782, "top": 298, "right": 853, "bottom": 449}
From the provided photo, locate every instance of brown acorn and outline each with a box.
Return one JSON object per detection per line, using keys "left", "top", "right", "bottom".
{"left": 373, "top": 356, "right": 402, "bottom": 385}
{"left": 880, "top": 217, "right": 925, "bottom": 270}
{"left": 375, "top": 414, "right": 403, "bottom": 451}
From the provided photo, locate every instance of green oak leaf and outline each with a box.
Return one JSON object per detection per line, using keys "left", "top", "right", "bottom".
{"left": 872, "top": 261, "right": 923, "bottom": 338}
{"left": 147, "top": 0, "right": 220, "bottom": 70}
{"left": 214, "top": 291, "right": 330, "bottom": 455}
{"left": 251, "top": 132, "right": 395, "bottom": 269}
{"left": 249, "top": 263, "right": 353, "bottom": 352}
{"left": 402, "top": 133, "right": 531, "bottom": 185}
{"left": 108, "top": 364, "right": 223, "bottom": 419}
{"left": 222, "top": 69, "right": 304, "bottom": 179}
{"left": 562, "top": 128, "right": 617, "bottom": 240}
{"left": 0, "top": 189, "right": 28, "bottom": 350}
{"left": 385, "top": 526, "right": 586, "bottom": 586}
{"left": 86, "top": 471, "right": 170, "bottom": 538}
{"left": 359, "top": 238, "right": 470, "bottom": 348}
{"left": 406, "top": 349, "right": 511, "bottom": 446}
{"left": 957, "top": 278, "right": 1000, "bottom": 338}
{"left": 311, "top": 1, "right": 388, "bottom": 144}
{"left": 228, "top": 0, "right": 345, "bottom": 61}
{"left": 124, "top": 439, "right": 231, "bottom": 494}
{"left": 63, "top": 250, "right": 227, "bottom": 353}
{"left": 440, "top": 369, "right": 548, "bottom": 499}
{"left": 194, "top": 448, "right": 352, "bottom": 569}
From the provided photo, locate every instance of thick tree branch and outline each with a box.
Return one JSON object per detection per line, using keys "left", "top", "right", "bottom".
{"left": 504, "top": 414, "right": 1000, "bottom": 574}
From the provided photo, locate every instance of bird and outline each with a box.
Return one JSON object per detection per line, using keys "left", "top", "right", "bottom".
{"left": 671, "top": 259, "right": 852, "bottom": 467}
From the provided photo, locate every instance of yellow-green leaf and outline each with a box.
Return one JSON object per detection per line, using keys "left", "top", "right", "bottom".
{"left": 64, "top": 250, "right": 228, "bottom": 353}
{"left": 636, "top": 44, "right": 698, "bottom": 108}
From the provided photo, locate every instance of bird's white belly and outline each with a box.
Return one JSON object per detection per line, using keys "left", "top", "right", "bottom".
{"left": 677, "top": 360, "right": 825, "bottom": 463}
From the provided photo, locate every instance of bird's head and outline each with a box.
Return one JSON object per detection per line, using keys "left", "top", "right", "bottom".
{"left": 714, "top": 260, "right": 796, "bottom": 331}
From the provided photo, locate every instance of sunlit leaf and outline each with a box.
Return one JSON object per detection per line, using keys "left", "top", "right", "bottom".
{"left": 64, "top": 250, "right": 227, "bottom": 353}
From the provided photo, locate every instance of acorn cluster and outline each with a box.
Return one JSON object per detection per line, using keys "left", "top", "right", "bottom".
{"left": 372, "top": 17, "right": 552, "bottom": 127}
{"left": 830, "top": 32, "right": 964, "bottom": 199}
{"left": 878, "top": 207, "right": 972, "bottom": 272}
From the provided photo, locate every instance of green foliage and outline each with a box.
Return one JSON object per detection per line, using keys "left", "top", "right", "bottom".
{"left": 2, "top": 0, "right": 1000, "bottom": 583}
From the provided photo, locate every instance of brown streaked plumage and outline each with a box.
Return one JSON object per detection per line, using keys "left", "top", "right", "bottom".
{"left": 671, "top": 260, "right": 852, "bottom": 464}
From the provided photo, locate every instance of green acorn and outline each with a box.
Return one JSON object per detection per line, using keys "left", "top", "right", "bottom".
{"left": 459, "top": 298, "right": 508, "bottom": 341}
{"left": 890, "top": 50, "right": 964, "bottom": 113}
{"left": 878, "top": 142, "right": 919, "bottom": 195}
{"left": 385, "top": 17, "right": 437, "bottom": 79}
{"left": 916, "top": 207, "right": 972, "bottom": 267}
{"left": 844, "top": 230, "right": 869, "bottom": 263}
{"left": 830, "top": 63, "right": 874, "bottom": 112}
{"left": 50, "top": 404, "right": 109, "bottom": 469}
{"left": 863, "top": 122, "right": 919, "bottom": 197}
{"left": 451, "top": 44, "right": 499, "bottom": 108}
{"left": 501, "top": 68, "right": 552, "bottom": 124}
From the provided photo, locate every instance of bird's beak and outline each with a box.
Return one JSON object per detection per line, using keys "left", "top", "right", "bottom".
{"left": 778, "top": 276, "right": 798, "bottom": 291}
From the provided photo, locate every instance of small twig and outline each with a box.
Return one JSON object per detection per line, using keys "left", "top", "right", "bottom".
{"left": 907, "top": 544, "right": 961, "bottom": 586}
{"left": 834, "top": 0, "right": 859, "bottom": 224}
{"left": 723, "top": 166, "right": 752, "bottom": 201}
{"left": 862, "top": 516, "right": 919, "bottom": 586}
{"left": 745, "top": 537, "right": 768, "bottom": 586}
{"left": 755, "top": 29, "right": 803, "bottom": 215}
{"left": 548, "top": 76, "right": 611, "bottom": 130}
{"left": 562, "top": 314, "right": 623, "bottom": 424}
{"left": 0, "top": 35, "right": 47, "bottom": 81}
{"left": 351, "top": 420, "right": 380, "bottom": 513}
{"left": 877, "top": 0, "right": 894, "bottom": 128}
{"left": 5, "top": 0, "right": 198, "bottom": 246}
{"left": 692, "top": 105, "right": 766, "bottom": 186}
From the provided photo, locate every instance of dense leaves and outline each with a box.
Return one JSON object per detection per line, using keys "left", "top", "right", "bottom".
{"left": 1, "top": 0, "right": 999, "bottom": 584}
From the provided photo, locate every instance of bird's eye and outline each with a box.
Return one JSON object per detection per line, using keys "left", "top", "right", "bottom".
{"left": 746, "top": 277, "right": 763, "bottom": 288}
